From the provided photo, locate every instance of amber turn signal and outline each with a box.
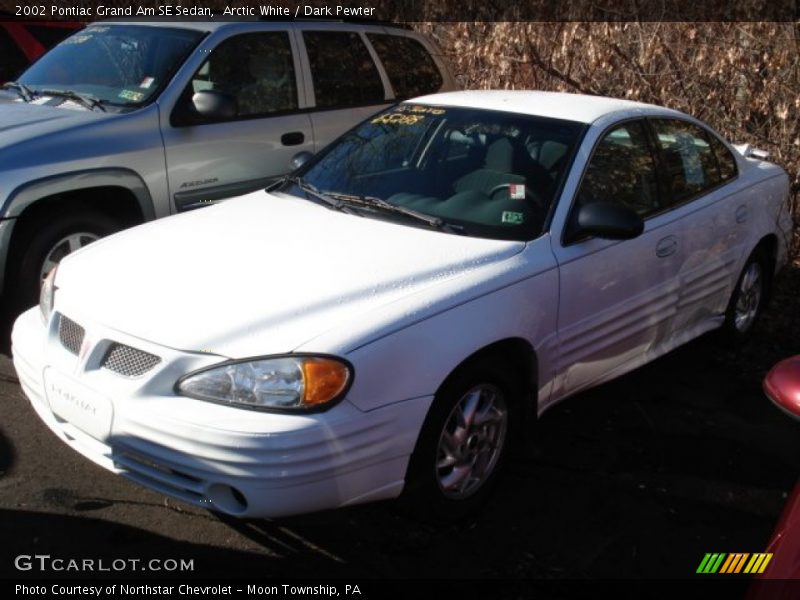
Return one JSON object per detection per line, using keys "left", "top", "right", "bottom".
{"left": 302, "top": 358, "right": 351, "bottom": 406}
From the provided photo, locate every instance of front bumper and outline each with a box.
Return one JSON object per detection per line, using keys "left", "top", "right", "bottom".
{"left": 12, "top": 307, "right": 432, "bottom": 517}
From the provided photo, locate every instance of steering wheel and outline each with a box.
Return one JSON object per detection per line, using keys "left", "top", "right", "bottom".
{"left": 487, "top": 183, "right": 545, "bottom": 209}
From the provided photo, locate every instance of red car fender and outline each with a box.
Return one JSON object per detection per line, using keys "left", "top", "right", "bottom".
{"left": 764, "top": 356, "right": 800, "bottom": 419}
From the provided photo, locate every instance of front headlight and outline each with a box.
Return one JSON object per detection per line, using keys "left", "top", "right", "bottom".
{"left": 176, "top": 355, "right": 353, "bottom": 412}
{"left": 40, "top": 266, "right": 57, "bottom": 323}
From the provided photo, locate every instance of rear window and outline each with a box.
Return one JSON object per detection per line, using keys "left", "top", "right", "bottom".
{"left": 652, "top": 119, "right": 721, "bottom": 204}
{"left": 367, "top": 34, "right": 443, "bottom": 99}
{"left": 707, "top": 133, "right": 738, "bottom": 182}
{"left": 303, "top": 31, "right": 385, "bottom": 109}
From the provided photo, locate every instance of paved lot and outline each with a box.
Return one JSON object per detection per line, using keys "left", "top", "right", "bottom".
{"left": 1, "top": 266, "right": 798, "bottom": 580}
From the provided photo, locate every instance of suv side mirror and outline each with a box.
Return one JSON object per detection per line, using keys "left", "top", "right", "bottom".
{"left": 191, "top": 90, "right": 237, "bottom": 120}
{"left": 574, "top": 202, "right": 644, "bottom": 241}
{"left": 290, "top": 151, "right": 314, "bottom": 172}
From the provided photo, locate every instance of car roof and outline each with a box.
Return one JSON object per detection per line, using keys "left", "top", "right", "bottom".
{"left": 409, "top": 90, "right": 686, "bottom": 124}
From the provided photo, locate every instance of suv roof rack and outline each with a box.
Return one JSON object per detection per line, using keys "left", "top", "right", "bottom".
{"left": 257, "top": 17, "right": 412, "bottom": 30}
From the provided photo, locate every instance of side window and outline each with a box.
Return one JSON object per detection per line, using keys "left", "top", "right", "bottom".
{"left": 366, "top": 34, "right": 443, "bottom": 99}
{"left": 191, "top": 32, "right": 297, "bottom": 118}
{"left": 706, "top": 133, "right": 738, "bottom": 182}
{"left": 443, "top": 129, "right": 479, "bottom": 161}
{"left": 575, "top": 121, "right": 660, "bottom": 218}
{"left": 303, "top": 31, "right": 385, "bottom": 109}
{"left": 652, "top": 119, "right": 721, "bottom": 203}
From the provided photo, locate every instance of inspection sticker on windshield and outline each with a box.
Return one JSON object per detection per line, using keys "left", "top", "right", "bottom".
{"left": 509, "top": 184, "right": 526, "bottom": 199}
{"left": 501, "top": 211, "right": 524, "bottom": 224}
{"left": 139, "top": 77, "right": 155, "bottom": 89}
{"left": 118, "top": 90, "right": 144, "bottom": 102}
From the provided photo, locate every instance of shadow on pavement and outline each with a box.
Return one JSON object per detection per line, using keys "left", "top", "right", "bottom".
{"left": 0, "top": 430, "right": 14, "bottom": 480}
{"left": 0, "top": 509, "right": 270, "bottom": 579}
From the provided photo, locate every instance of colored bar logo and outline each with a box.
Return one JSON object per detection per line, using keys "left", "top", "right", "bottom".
{"left": 696, "top": 553, "right": 773, "bottom": 574}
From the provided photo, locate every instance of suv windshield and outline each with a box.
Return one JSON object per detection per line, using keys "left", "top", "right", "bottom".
{"left": 291, "top": 104, "right": 584, "bottom": 241}
{"left": 18, "top": 24, "right": 204, "bottom": 107}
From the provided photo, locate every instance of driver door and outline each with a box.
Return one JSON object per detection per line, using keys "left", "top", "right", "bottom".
{"left": 551, "top": 119, "right": 686, "bottom": 399}
{"left": 160, "top": 30, "right": 314, "bottom": 213}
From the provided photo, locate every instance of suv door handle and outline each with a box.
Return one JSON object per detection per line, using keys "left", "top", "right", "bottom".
{"left": 655, "top": 235, "right": 678, "bottom": 258}
{"left": 281, "top": 131, "right": 305, "bottom": 146}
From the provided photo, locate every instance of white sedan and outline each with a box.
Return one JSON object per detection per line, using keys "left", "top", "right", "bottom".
{"left": 12, "top": 91, "right": 794, "bottom": 519}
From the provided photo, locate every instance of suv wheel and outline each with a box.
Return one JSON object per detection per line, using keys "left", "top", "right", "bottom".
{"left": 10, "top": 212, "right": 121, "bottom": 313}
{"left": 402, "top": 357, "right": 519, "bottom": 520}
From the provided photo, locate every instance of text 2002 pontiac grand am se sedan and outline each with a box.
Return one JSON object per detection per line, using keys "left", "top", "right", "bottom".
{"left": 12, "top": 91, "right": 793, "bottom": 519}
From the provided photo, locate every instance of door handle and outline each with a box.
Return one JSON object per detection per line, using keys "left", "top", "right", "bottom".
{"left": 281, "top": 131, "right": 305, "bottom": 146}
{"left": 735, "top": 205, "right": 749, "bottom": 224}
{"left": 655, "top": 235, "right": 678, "bottom": 258}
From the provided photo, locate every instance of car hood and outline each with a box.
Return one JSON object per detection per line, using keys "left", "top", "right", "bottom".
{"left": 0, "top": 98, "right": 103, "bottom": 146}
{"left": 0, "top": 101, "right": 110, "bottom": 148}
{"left": 55, "top": 191, "right": 525, "bottom": 357}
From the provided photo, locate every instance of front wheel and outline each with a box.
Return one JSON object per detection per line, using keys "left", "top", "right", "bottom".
{"left": 402, "top": 357, "right": 518, "bottom": 520}
{"left": 9, "top": 211, "right": 121, "bottom": 314}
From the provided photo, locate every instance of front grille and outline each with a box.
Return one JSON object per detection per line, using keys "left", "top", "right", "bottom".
{"left": 58, "top": 315, "right": 85, "bottom": 355}
{"left": 101, "top": 343, "right": 161, "bottom": 377}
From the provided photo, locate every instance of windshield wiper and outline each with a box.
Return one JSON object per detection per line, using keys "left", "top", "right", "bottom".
{"left": 38, "top": 89, "right": 106, "bottom": 112}
{"left": 327, "top": 192, "right": 465, "bottom": 233}
{"left": 2, "top": 81, "right": 35, "bottom": 102}
{"left": 282, "top": 176, "right": 356, "bottom": 214}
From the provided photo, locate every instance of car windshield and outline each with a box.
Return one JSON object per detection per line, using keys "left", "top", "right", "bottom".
{"left": 18, "top": 24, "right": 204, "bottom": 107}
{"left": 291, "top": 104, "right": 585, "bottom": 241}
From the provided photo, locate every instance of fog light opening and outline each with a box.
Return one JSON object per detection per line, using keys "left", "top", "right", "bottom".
{"left": 207, "top": 484, "right": 248, "bottom": 514}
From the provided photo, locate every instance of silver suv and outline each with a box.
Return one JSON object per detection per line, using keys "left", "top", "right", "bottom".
{"left": 0, "top": 20, "right": 456, "bottom": 310}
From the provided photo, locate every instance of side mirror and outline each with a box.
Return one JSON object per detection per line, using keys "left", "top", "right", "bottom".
{"left": 574, "top": 202, "right": 644, "bottom": 241}
{"left": 289, "top": 151, "right": 314, "bottom": 172}
{"left": 191, "top": 90, "right": 237, "bottom": 120}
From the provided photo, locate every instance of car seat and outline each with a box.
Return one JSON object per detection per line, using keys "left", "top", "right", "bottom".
{"left": 453, "top": 137, "right": 525, "bottom": 196}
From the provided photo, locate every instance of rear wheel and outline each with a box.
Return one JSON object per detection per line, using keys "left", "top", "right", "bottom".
{"left": 402, "top": 357, "right": 519, "bottom": 520}
{"left": 721, "top": 249, "right": 768, "bottom": 342}
{"left": 9, "top": 211, "right": 121, "bottom": 314}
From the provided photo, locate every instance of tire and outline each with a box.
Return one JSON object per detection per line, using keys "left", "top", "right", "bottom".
{"left": 402, "top": 356, "right": 520, "bottom": 521}
{"left": 8, "top": 211, "right": 121, "bottom": 314}
{"left": 721, "top": 248, "right": 769, "bottom": 343}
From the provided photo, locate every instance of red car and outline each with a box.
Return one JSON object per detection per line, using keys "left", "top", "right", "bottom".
{"left": 749, "top": 356, "right": 800, "bottom": 590}
{"left": 0, "top": 17, "right": 83, "bottom": 83}
{"left": 764, "top": 357, "right": 800, "bottom": 421}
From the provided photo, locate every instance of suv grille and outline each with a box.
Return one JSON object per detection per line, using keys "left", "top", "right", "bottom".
{"left": 101, "top": 343, "right": 161, "bottom": 377}
{"left": 58, "top": 315, "right": 85, "bottom": 355}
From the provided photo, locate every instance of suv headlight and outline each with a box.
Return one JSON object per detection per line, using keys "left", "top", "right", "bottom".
{"left": 40, "top": 266, "right": 57, "bottom": 323}
{"left": 176, "top": 355, "right": 353, "bottom": 412}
